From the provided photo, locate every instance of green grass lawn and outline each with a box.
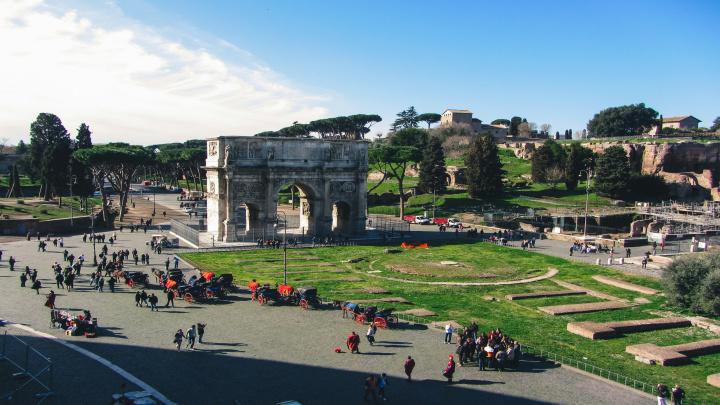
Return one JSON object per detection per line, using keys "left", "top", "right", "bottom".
{"left": 0, "top": 175, "right": 40, "bottom": 187}
{"left": 0, "top": 197, "right": 101, "bottom": 220}
{"left": 181, "top": 242, "right": 720, "bottom": 403}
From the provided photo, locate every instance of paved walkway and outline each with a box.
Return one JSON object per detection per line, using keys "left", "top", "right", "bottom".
{"left": 0, "top": 231, "right": 651, "bottom": 404}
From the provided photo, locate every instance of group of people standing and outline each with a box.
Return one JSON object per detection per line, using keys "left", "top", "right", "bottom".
{"left": 172, "top": 323, "right": 207, "bottom": 351}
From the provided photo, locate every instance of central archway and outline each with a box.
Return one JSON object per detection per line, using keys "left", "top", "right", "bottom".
{"left": 272, "top": 182, "right": 318, "bottom": 237}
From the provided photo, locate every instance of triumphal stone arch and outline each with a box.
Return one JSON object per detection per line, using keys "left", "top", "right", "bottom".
{"left": 205, "top": 136, "right": 368, "bottom": 242}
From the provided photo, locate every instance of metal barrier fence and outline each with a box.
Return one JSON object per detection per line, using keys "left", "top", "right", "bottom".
{"left": 169, "top": 218, "right": 200, "bottom": 245}
{"left": 521, "top": 345, "right": 658, "bottom": 397}
{"left": 367, "top": 215, "right": 410, "bottom": 235}
{"left": 0, "top": 331, "right": 54, "bottom": 403}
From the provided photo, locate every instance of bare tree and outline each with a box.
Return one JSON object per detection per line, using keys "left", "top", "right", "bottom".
{"left": 545, "top": 165, "right": 565, "bottom": 189}
{"left": 540, "top": 123, "right": 552, "bottom": 135}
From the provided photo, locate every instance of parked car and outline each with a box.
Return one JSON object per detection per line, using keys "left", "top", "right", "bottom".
{"left": 447, "top": 218, "right": 462, "bottom": 228}
{"left": 413, "top": 215, "right": 430, "bottom": 225}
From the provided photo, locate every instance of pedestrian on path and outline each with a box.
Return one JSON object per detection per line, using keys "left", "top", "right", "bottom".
{"left": 443, "top": 355, "right": 456, "bottom": 383}
{"left": 657, "top": 383, "right": 669, "bottom": 405}
{"left": 20, "top": 272, "right": 27, "bottom": 287}
{"left": 197, "top": 323, "right": 206, "bottom": 343}
{"left": 149, "top": 293, "right": 159, "bottom": 311}
{"left": 185, "top": 325, "right": 196, "bottom": 350}
{"left": 9, "top": 256, "right": 15, "bottom": 271}
{"left": 140, "top": 290, "right": 148, "bottom": 306}
{"left": 173, "top": 329, "right": 183, "bottom": 351}
{"left": 108, "top": 276, "right": 116, "bottom": 293}
{"left": 347, "top": 331, "right": 361, "bottom": 354}
{"left": 404, "top": 356, "right": 415, "bottom": 382}
{"left": 97, "top": 276, "right": 105, "bottom": 292}
{"left": 166, "top": 290, "right": 175, "bottom": 308}
{"left": 671, "top": 384, "right": 685, "bottom": 405}
{"left": 377, "top": 373, "right": 388, "bottom": 401}
{"left": 165, "top": 258, "right": 170, "bottom": 271}
{"left": 363, "top": 375, "right": 377, "bottom": 402}
{"left": 31, "top": 279, "right": 42, "bottom": 294}
{"left": 366, "top": 322, "right": 377, "bottom": 345}
{"left": 444, "top": 323, "right": 454, "bottom": 344}
{"left": 0, "top": 249, "right": 3, "bottom": 261}
{"left": 44, "top": 290, "right": 56, "bottom": 309}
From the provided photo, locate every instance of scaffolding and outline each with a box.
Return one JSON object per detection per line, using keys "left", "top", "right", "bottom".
{"left": 639, "top": 201, "right": 720, "bottom": 233}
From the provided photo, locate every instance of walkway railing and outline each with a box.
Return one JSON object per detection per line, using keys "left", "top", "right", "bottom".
{"left": 521, "top": 345, "right": 658, "bottom": 397}
{"left": 0, "top": 330, "right": 55, "bottom": 403}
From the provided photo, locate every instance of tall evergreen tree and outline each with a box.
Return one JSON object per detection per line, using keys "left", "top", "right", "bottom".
{"left": 72, "top": 123, "right": 94, "bottom": 209}
{"left": 594, "top": 146, "right": 631, "bottom": 198}
{"left": 564, "top": 142, "right": 594, "bottom": 190}
{"left": 465, "top": 134, "right": 503, "bottom": 198}
{"left": 417, "top": 137, "right": 447, "bottom": 195}
{"left": 531, "top": 139, "right": 566, "bottom": 182}
{"left": 392, "top": 106, "right": 419, "bottom": 130}
{"left": 509, "top": 116, "right": 522, "bottom": 136}
{"left": 29, "top": 113, "right": 73, "bottom": 201}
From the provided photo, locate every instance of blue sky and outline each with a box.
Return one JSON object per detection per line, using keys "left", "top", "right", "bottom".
{"left": 2, "top": 0, "right": 718, "bottom": 143}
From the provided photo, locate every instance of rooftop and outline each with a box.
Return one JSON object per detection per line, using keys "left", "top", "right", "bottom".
{"left": 663, "top": 115, "right": 701, "bottom": 123}
{"left": 443, "top": 109, "right": 472, "bottom": 114}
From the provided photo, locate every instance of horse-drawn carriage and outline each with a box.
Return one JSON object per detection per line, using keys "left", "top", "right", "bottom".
{"left": 296, "top": 287, "right": 321, "bottom": 310}
{"left": 343, "top": 302, "right": 398, "bottom": 329}
{"left": 165, "top": 271, "right": 235, "bottom": 303}
{"left": 256, "top": 284, "right": 296, "bottom": 306}
{"left": 122, "top": 271, "right": 149, "bottom": 288}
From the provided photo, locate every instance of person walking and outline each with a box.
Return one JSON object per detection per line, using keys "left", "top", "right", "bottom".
{"left": 148, "top": 293, "right": 159, "bottom": 311}
{"left": 185, "top": 325, "right": 196, "bottom": 350}
{"left": 108, "top": 276, "right": 116, "bottom": 293}
{"left": 404, "top": 356, "right": 415, "bottom": 382}
{"left": 443, "top": 355, "right": 456, "bottom": 383}
{"left": 20, "top": 272, "right": 27, "bottom": 287}
{"left": 55, "top": 272, "right": 64, "bottom": 289}
{"left": 9, "top": 256, "right": 15, "bottom": 271}
{"left": 44, "top": 290, "right": 56, "bottom": 309}
{"left": 671, "top": 384, "right": 685, "bottom": 405}
{"left": 97, "top": 276, "right": 105, "bottom": 292}
{"left": 197, "top": 323, "right": 206, "bottom": 343}
{"left": 140, "top": 290, "right": 148, "bottom": 307}
{"left": 165, "top": 258, "right": 170, "bottom": 271}
{"left": 377, "top": 373, "right": 388, "bottom": 401}
{"left": 444, "top": 323, "right": 454, "bottom": 344}
{"left": 173, "top": 329, "right": 184, "bottom": 351}
{"left": 31, "top": 279, "right": 42, "bottom": 294}
{"left": 347, "top": 331, "right": 361, "bottom": 354}
{"left": 165, "top": 289, "right": 175, "bottom": 308}
{"left": 366, "top": 322, "right": 377, "bottom": 346}
{"left": 657, "top": 384, "right": 669, "bottom": 405}
{"left": 173, "top": 257, "right": 179, "bottom": 270}
{"left": 363, "top": 375, "right": 377, "bottom": 402}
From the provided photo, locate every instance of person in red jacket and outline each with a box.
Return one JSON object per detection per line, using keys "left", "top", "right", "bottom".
{"left": 347, "top": 331, "right": 360, "bottom": 354}
{"left": 404, "top": 356, "right": 416, "bottom": 382}
{"left": 443, "top": 354, "right": 456, "bottom": 383}
{"left": 248, "top": 279, "right": 259, "bottom": 301}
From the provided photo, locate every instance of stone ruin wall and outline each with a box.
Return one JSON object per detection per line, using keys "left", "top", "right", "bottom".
{"left": 503, "top": 141, "right": 720, "bottom": 200}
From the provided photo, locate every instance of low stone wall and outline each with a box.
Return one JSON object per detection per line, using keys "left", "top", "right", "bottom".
{"left": 627, "top": 339, "right": 720, "bottom": 366}
{"left": 568, "top": 317, "right": 691, "bottom": 340}
{"left": 538, "top": 300, "right": 630, "bottom": 315}
{"left": 0, "top": 215, "right": 93, "bottom": 236}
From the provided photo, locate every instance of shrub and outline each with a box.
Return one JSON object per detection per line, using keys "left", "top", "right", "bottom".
{"left": 663, "top": 253, "right": 720, "bottom": 316}
{"left": 627, "top": 174, "right": 669, "bottom": 201}
{"left": 13, "top": 207, "right": 23, "bottom": 212}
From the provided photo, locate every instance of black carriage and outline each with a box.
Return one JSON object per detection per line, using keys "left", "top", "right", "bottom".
{"left": 122, "top": 271, "right": 149, "bottom": 288}
{"left": 295, "top": 286, "right": 321, "bottom": 310}
{"left": 256, "top": 285, "right": 296, "bottom": 306}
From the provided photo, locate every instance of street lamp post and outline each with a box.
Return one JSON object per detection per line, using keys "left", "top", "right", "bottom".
{"left": 152, "top": 189, "right": 156, "bottom": 216}
{"left": 68, "top": 175, "right": 77, "bottom": 226}
{"left": 277, "top": 211, "right": 288, "bottom": 285}
{"left": 90, "top": 207, "right": 97, "bottom": 266}
{"left": 580, "top": 169, "right": 592, "bottom": 238}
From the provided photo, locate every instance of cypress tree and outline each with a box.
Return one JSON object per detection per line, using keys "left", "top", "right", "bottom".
{"left": 594, "top": 146, "right": 631, "bottom": 198}
{"left": 417, "top": 137, "right": 447, "bottom": 195}
{"left": 465, "top": 134, "right": 503, "bottom": 198}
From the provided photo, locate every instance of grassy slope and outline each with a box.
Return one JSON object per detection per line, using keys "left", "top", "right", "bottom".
{"left": 368, "top": 149, "right": 611, "bottom": 215}
{"left": 0, "top": 197, "right": 101, "bottom": 220}
{"left": 181, "top": 242, "right": 719, "bottom": 403}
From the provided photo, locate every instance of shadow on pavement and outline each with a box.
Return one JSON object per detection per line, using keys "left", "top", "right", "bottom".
{"left": 10, "top": 334, "right": 553, "bottom": 405}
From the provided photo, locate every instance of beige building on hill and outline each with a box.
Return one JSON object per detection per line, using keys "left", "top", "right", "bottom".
{"left": 440, "top": 109, "right": 473, "bottom": 126}
{"left": 647, "top": 115, "right": 702, "bottom": 135}
{"left": 440, "top": 108, "right": 508, "bottom": 141}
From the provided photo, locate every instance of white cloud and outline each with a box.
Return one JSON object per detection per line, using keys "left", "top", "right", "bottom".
{"left": 0, "top": 0, "right": 329, "bottom": 144}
